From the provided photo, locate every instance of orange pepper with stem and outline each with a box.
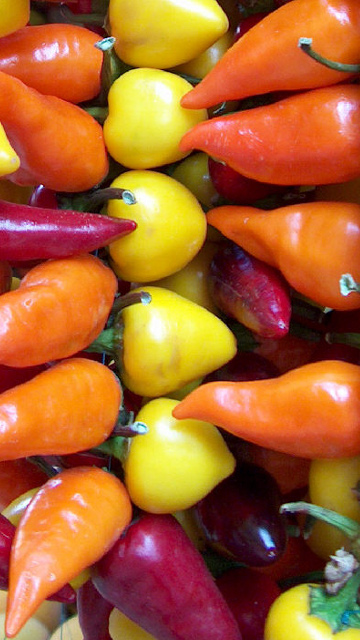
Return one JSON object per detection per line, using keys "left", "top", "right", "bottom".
{"left": 0, "top": 357, "right": 121, "bottom": 460}
{"left": 180, "top": 84, "right": 360, "bottom": 187}
{"left": 172, "top": 359, "right": 360, "bottom": 459}
{"left": 0, "top": 71, "right": 108, "bottom": 191}
{"left": 5, "top": 465, "right": 132, "bottom": 638}
{"left": 206, "top": 201, "right": 360, "bottom": 311}
{"left": 0, "top": 253, "right": 117, "bottom": 367}
{"left": 0, "top": 24, "right": 103, "bottom": 104}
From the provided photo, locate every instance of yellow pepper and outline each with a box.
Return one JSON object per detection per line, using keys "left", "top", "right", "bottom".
{"left": 0, "top": 0, "right": 29, "bottom": 38}
{"left": 103, "top": 68, "right": 207, "bottom": 170}
{"left": 173, "top": 31, "right": 234, "bottom": 80}
{"left": 123, "top": 397, "right": 236, "bottom": 513}
{"left": 118, "top": 285, "right": 237, "bottom": 397}
{"left": 107, "top": 0, "right": 229, "bottom": 69}
{"left": 171, "top": 152, "right": 220, "bottom": 209}
{"left": 0, "top": 123, "right": 20, "bottom": 177}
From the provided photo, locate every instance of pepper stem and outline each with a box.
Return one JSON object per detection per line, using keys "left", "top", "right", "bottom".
{"left": 280, "top": 501, "right": 360, "bottom": 540}
{"left": 326, "top": 332, "right": 360, "bottom": 349}
{"left": 298, "top": 38, "right": 360, "bottom": 73}
{"left": 339, "top": 273, "right": 360, "bottom": 297}
{"left": 84, "top": 187, "right": 137, "bottom": 211}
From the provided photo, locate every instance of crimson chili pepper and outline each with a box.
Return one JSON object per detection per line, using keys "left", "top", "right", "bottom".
{"left": 180, "top": 84, "right": 360, "bottom": 186}
{"left": 181, "top": 0, "right": 360, "bottom": 109}
{"left": 172, "top": 359, "right": 360, "bottom": 459}
{"left": 6, "top": 466, "right": 132, "bottom": 637}
{"left": 0, "top": 513, "right": 76, "bottom": 603}
{"left": 0, "top": 71, "right": 108, "bottom": 192}
{"left": 77, "top": 578, "right": 113, "bottom": 640}
{"left": 0, "top": 24, "right": 103, "bottom": 104}
{"left": 206, "top": 200, "right": 360, "bottom": 311}
{"left": 0, "top": 198, "right": 136, "bottom": 261}
{"left": 0, "top": 252, "right": 117, "bottom": 367}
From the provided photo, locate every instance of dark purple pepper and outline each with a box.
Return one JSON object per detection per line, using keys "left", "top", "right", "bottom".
{"left": 77, "top": 578, "right": 113, "bottom": 640}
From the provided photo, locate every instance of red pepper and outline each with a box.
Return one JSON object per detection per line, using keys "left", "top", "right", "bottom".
{"left": 0, "top": 24, "right": 103, "bottom": 104}
{"left": 181, "top": 0, "right": 360, "bottom": 109}
{"left": 0, "top": 198, "right": 136, "bottom": 261}
{"left": 0, "top": 71, "right": 108, "bottom": 192}
{"left": 180, "top": 84, "right": 360, "bottom": 186}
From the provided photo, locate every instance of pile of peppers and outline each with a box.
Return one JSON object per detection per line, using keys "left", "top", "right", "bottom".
{"left": 0, "top": 0, "right": 360, "bottom": 639}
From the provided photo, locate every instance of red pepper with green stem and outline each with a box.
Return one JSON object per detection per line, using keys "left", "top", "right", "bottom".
{"left": 181, "top": 0, "right": 360, "bottom": 110}
{"left": 180, "top": 84, "right": 360, "bottom": 187}
{"left": 0, "top": 198, "right": 136, "bottom": 261}
{"left": 0, "top": 71, "right": 108, "bottom": 192}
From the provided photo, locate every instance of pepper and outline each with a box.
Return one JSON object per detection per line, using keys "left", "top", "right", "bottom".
{"left": 179, "top": 84, "right": 360, "bottom": 186}
{"left": 0, "top": 24, "right": 103, "bottom": 104}
{"left": 0, "top": 71, "right": 108, "bottom": 192}
{"left": 5, "top": 465, "right": 132, "bottom": 638}
{"left": 77, "top": 578, "right": 113, "bottom": 640}
{"left": 206, "top": 201, "right": 360, "bottom": 311}
{"left": 0, "top": 357, "right": 121, "bottom": 460}
{"left": 172, "top": 359, "right": 360, "bottom": 459}
{"left": 0, "top": 198, "right": 136, "bottom": 261}
{"left": 0, "top": 0, "right": 29, "bottom": 38}
{"left": 181, "top": 0, "right": 360, "bottom": 109}
{"left": 0, "top": 253, "right": 117, "bottom": 367}
{"left": 0, "top": 124, "right": 19, "bottom": 178}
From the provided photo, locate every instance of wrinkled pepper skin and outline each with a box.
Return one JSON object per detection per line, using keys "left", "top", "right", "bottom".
{"left": 180, "top": 84, "right": 360, "bottom": 186}
{"left": 0, "top": 24, "right": 103, "bottom": 103}
{"left": 0, "top": 72, "right": 108, "bottom": 192}
{"left": 92, "top": 512, "right": 242, "bottom": 640}
{"left": 0, "top": 253, "right": 117, "bottom": 367}
{"left": 172, "top": 360, "right": 360, "bottom": 459}
{"left": 181, "top": 0, "right": 360, "bottom": 109}
{"left": 6, "top": 466, "right": 132, "bottom": 638}
{"left": 207, "top": 201, "right": 360, "bottom": 311}
{"left": 0, "top": 357, "right": 121, "bottom": 460}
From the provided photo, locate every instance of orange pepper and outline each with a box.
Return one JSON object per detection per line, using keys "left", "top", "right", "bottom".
{"left": 172, "top": 360, "right": 360, "bottom": 459}
{"left": 180, "top": 84, "right": 360, "bottom": 187}
{"left": 0, "top": 71, "right": 108, "bottom": 191}
{"left": 5, "top": 465, "right": 132, "bottom": 638}
{"left": 206, "top": 201, "right": 360, "bottom": 311}
{"left": 0, "top": 253, "right": 117, "bottom": 367}
{"left": 0, "top": 357, "right": 121, "bottom": 460}
{"left": 0, "top": 24, "right": 103, "bottom": 104}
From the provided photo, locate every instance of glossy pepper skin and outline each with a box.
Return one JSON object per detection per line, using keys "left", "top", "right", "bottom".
{"left": 0, "top": 253, "right": 117, "bottom": 367}
{"left": 207, "top": 201, "right": 360, "bottom": 311}
{"left": 172, "top": 360, "right": 360, "bottom": 459}
{"left": 0, "top": 24, "right": 103, "bottom": 104}
{"left": 77, "top": 579, "right": 113, "bottom": 640}
{"left": 0, "top": 71, "right": 108, "bottom": 192}
{"left": 5, "top": 466, "right": 132, "bottom": 638}
{"left": 0, "top": 199, "right": 136, "bottom": 261}
{"left": 180, "top": 84, "right": 360, "bottom": 186}
{"left": 181, "top": 0, "right": 360, "bottom": 109}
{"left": 0, "top": 357, "right": 121, "bottom": 460}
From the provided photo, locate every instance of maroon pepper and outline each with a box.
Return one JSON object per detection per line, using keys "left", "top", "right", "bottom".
{"left": 0, "top": 199, "right": 136, "bottom": 261}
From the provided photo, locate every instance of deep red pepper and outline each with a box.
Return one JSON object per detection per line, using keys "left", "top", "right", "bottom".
{"left": 0, "top": 199, "right": 136, "bottom": 261}
{"left": 77, "top": 578, "right": 113, "bottom": 640}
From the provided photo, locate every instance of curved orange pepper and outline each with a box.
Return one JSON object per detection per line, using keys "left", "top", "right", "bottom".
{"left": 172, "top": 360, "right": 360, "bottom": 459}
{"left": 0, "top": 253, "right": 117, "bottom": 367}
{"left": 5, "top": 466, "right": 132, "bottom": 638}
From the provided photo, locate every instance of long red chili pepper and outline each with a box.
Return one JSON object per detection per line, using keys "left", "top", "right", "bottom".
{"left": 0, "top": 24, "right": 103, "bottom": 103}
{"left": 206, "top": 200, "right": 360, "bottom": 311}
{"left": 0, "top": 198, "right": 136, "bottom": 261}
{"left": 0, "top": 357, "right": 122, "bottom": 460}
{"left": 0, "top": 253, "right": 117, "bottom": 367}
{"left": 172, "top": 360, "right": 360, "bottom": 459}
{"left": 181, "top": 0, "right": 360, "bottom": 109}
{"left": 0, "top": 71, "right": 108, "bottom": 192}
{"left": 180, "top": 84, "right": 360, "bottom": 186}
{"left": 5, "top": 466, "right": 132, "bottom": 638}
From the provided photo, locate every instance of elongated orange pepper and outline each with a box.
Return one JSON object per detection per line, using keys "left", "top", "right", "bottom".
{"left": 0, "top": 71, "right": 108, "bottom": 191}
{"left": 0, "top": 357, "right": 121, "bottom": 460}
{"left": 172, "top": 360, "right": 360, "bottom": 459}
{"left": 180, "top": 84, "right": 360, "bottom": 186}
{"left": 181, "top": 0, "right": 360, "bottom": 109}
{"left": 206, "top": 201, "right": 360, "bottom": 311}
{"left": 0, "top": 24, "right": 103, "bottom": 103}
{"left": 0, "top": 253, "right": 117, "bottom": 367}
{"left": 5, "top": 465, "right": 132, "bottom": 638}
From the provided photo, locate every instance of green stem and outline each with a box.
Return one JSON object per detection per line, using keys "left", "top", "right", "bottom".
{"left": 83, "top": 106, "right": 109, "bottom": 124}
{"left": 84, "top": 187, "right": 137, "bottom": 211}
{"left": 326, "top": 332, "right": 360, "bottom": 350}
{"left": 280, "top": 502, "right": 360, "bottom": 540}
{"left": 298, "top": 38, "right": 360, "bottom": 73}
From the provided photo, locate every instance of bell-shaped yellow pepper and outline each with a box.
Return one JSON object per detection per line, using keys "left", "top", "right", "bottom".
{"left": 123, "top": 397, "right": 236, "bottom": 513}
{"left": 0, "top": 0, "right": 29, "bottom": 38}
{"left": 118, "top": 285, "right": 237, "bottom": 397}
{"left": 108, "top": 0, "right": 229, "bottom": 69}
